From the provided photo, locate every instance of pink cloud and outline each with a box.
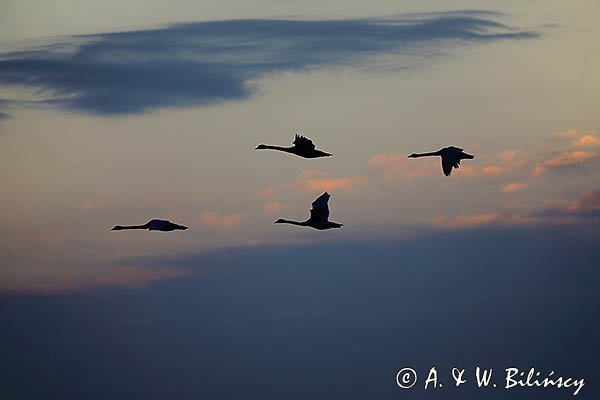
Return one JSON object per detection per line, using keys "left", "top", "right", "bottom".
{"left": 554, "top": 128, "right": 580, "bottom": 139}
{"left": 432, "top": 212, "right": 539, "bottom": 229}
{"left": 258, "top": 170, "right": 368, "bottom": 197}
{"left": 305, "top": 176, "right": 368, "bottom": 191}
{"left": 572, "top": 134, "right": 600, "bottom": 148}
{"left": 533, "top": 151, "right": 597, "bottom": 176}
{"left": 501, "top": 182, "right": 526, "bottom": 193}
{"left": 201, "top": 211, "right": 244, "bottom": 229}
{"left": 368, "top": 152, "right": 438, "bottom": 179}
{"left": 6, "top": 265, "right": 191, "bottom": 295}
{"left": 264, "top": 201, "right": 285, "bottom": 215}
{"left": 564, "top": 191, "right": 600, "bottom": 214}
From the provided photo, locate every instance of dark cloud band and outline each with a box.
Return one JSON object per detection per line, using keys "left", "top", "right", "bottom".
{"left": 0, "top": 12, "right": 537, "bottom": 116}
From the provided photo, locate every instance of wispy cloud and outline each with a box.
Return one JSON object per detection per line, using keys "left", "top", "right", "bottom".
{"left": 572, "top": 134, "right": 600, "bottom": 148}
{"left": 263, "top": 201, "right": 285, "bottom": 215}
{"left": 433, "top": 190, "right": 600, "bottom": 230}
{"left": 0, "top": 13, "right": 536, "bottom": 116}
{"left": 201, "top": 211, "right": 244, "bottom": 230}
{"left": 501, "top": 182, "right": 526, "bottom": 193}
{"left": 259, "top": 170, "right": 368, "bottom": 197}
{"left": 536, "top": 190, "right": 600, "bottom": 219}
{"left": 369, "top": 152, "right": 439, "bottom": 179}
{"left": 533, "top": 151, "right": 597, "bottom": 176}
{"left": 431, "top": 212, "right": 538, "bottom": 229}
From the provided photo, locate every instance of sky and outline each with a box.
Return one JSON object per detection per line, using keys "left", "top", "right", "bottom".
{"left": 1, "top": 1, "right": 599, "bottom": 398}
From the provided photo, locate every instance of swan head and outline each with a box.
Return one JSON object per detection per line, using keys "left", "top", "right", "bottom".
{"left": 274, "top": 218, "right": 286, "bottom": 224}
{"left": 111, "top": 225, "right": 123, "bottom": 231}
{"left": 255, "top": 144, "right": 267, "bottom": 150}
{"left": 408, "top": 153, "right": 419, "bottom": 158}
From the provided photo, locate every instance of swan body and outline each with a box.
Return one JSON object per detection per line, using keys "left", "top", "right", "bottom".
{"left": 111, "top": 219, "right": 188, "bottom": 232}
{"left": 408, "top": 146, "right": 475, "bottom": 176}
{"left": 275, "top": 192, "right": 343, "bottom": 230}
{"left": 255, "top": 134, "right": 332, "bottom": 159}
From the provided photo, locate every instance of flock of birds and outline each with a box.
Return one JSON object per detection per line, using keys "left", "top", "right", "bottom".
{"left": 111, "top": 134, "right": 474, "bottom": 232}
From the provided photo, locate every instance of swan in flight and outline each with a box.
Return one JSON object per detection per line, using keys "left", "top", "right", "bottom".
{"left": 408, "top": 146, "right": 475, "bottom": 176}
{"left": 275, "top": 192, "right": 343, "bottom": 230}
{"left": 255, "top": 134, "right": 332, "bottom": 158}
{"left": 111, "top": 219, "right": 188, "bottom": 232}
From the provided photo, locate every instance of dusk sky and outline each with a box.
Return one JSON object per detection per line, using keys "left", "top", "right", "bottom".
{"left": 1, "top": 1, "right": 599, "bottom": 399}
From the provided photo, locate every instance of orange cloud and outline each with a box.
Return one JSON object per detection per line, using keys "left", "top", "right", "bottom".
{"left": 572, "top": 134, "right": 600, "bottom": 148}
{"left": 258, "top": 186, "right": 275, "bottom": 197}
{"left": 7, "top": 265, "right": 190, "bottom": 295}
{"left": 502, "top": 183, "right": 526, "bottom": 193}
{"left": 554, "top": 128, "right": 579, "bottom": 139}
{"left": 432, "top": 212, "right": 539, "bottom": 229}
{"left": 533, "top": 151, "right": 597, "bottom": 176}
{"left": 305, "top": 176, "right": 369, "bottom": 191}
{"left": 481, "top": 165, "right": 504, "bottom": 175}
{"left": 201, "top": 211, "right": 244, "bottom": 229}
{"left": 258, "top": 170, "right": 368, "bottom": 197}
{"left": 369, "top": 152, "right": 438, "bottom": 179}
{"left": 499, "top": 149, "right": 520, "bottom": 163}
{"left": 264, "top": 201, "right": 285, "bottom": 215}
{"left": 564, "top": 191, "right": 600, "bottom": 214}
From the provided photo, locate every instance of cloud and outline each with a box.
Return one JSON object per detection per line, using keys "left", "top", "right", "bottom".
{"left": 431, "top": 212, "right": 538, "bottom": 229}
{"left": 533, "top": 151, "right": 597, "bottom": 176}
{"left": 553, "top": 128, "right": 580, "bottom": 139}
{"left": 305, "top": 176, "right": 369, "bottom": 191}
{"left": 434, "top": 190, "right": 600, "bottom": 230}
{"left": 572, "top": 134, "right": 600, "bottom": 148}
{"left": 201, "top": 211, "right": 244, "bottom": 229}
{"left": 536, "top": 190, "right": 600, "bottom": 219}
{"left": 369, "top": 152, "right": 438, "bottom": 179}
{"left": 0, "top": 13, "right": 536, "bottom": 116}
{"left": 10, "top": 265, "right": 190, "bottom": 295}
{"left": 501, "top": 182, "right": 526, "bottom": 193}
{"left": 264, "top": 201, "right": 285, "bottom": 215}
{"left": 260, "top": 170, "right": 368, "bottom": 197}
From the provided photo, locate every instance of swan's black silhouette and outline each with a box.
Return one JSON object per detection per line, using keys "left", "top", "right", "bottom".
{"left": 255, "top": 134, "right": 332, "bottom": 158}
{"left": 111, "top": 219, "right": 188, "bottom": 232}
{"left": 275, "top": 192, "right": 343, "bottom": 230}
{"left": 408, "top": 146, "right": 475, "bottom": 176}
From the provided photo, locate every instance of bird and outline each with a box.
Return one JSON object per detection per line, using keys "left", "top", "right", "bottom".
{"left": 408, "top": 146, "right": 475, "bottom": 176}
{"left": 255, "top": 134, "right": 332, "bottom": 158}
{"left": 111, "top": 219, "right": 188, "bottom": 232}
{"left": 274, "top": 192, "right": 343, "bottom": 230}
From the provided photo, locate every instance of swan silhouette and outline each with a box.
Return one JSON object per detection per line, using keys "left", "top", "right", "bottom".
{"left": 111, "top": 219, "right": 188, "bottom": 232}
{"left": 408, "top": 146, "right": 475, "bottom": 176}
{"left": 255, "top": 134, "right": 332, "bottom": 158}
{"left": 275, "top": 192, "right": 343, "bottom": 230}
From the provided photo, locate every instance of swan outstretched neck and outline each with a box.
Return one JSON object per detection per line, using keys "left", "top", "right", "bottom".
{"left": 274, "top": 218, "right": 305, "bottom": 226}
{"left": 111, "top": 224, "right": 148, "bottom": 230}
{"left": 255, "top": 144, "right": 293, "bottom": 152}
{"left": 408, "top": 151, "right": 442, "bottom": 158}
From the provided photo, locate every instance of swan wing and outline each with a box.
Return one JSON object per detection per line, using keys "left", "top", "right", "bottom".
{"left": 293, "top": 134, "right": 316, "bottom": 151}
{"left": 309, "top": 192, "right": 330, "bottom": 222}
{"left": 441, "top": 153, "right": 460, "bottom": 176}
